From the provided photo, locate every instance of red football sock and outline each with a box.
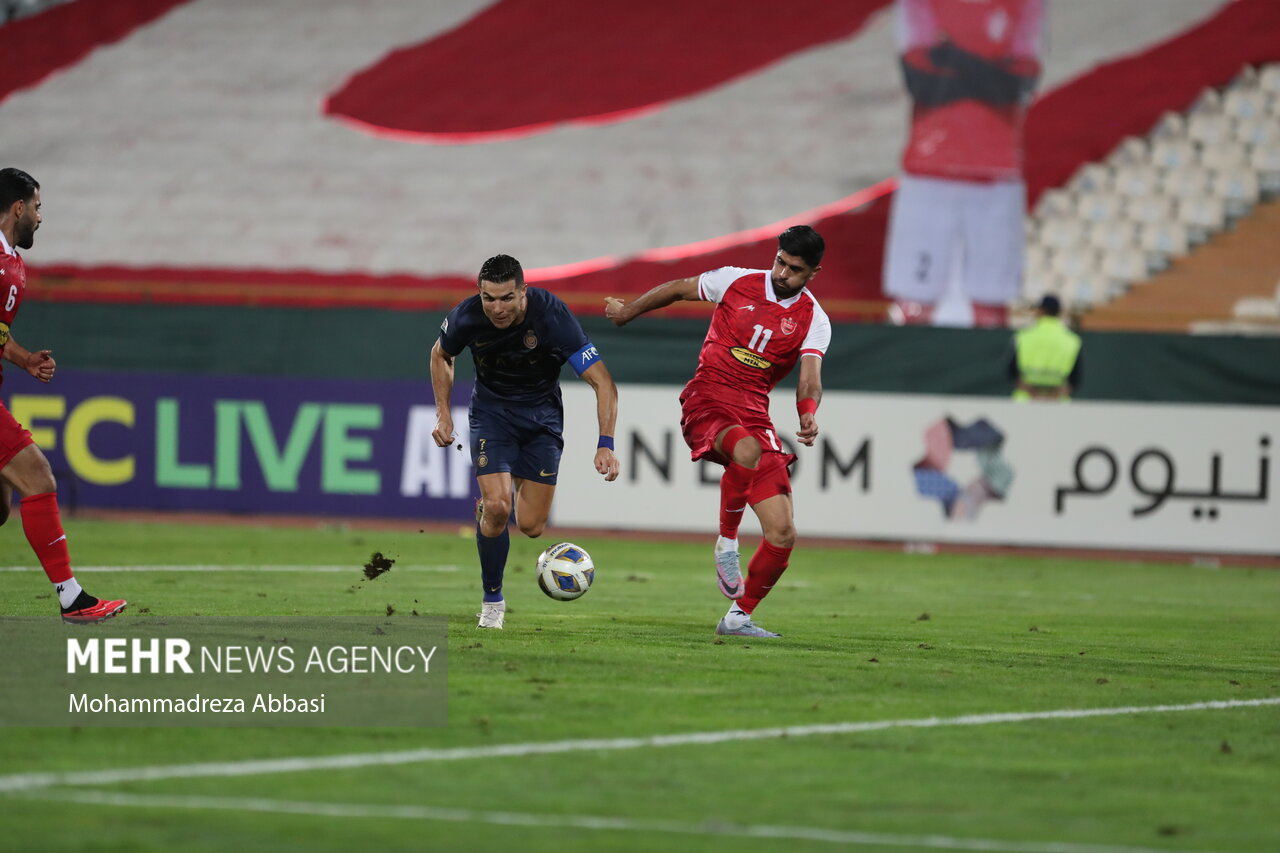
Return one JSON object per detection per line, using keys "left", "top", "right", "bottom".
{"left": 718, "top": 462, "right": 756, "bottom": 539}
{"left": 738, "top": 540, "right": 791, "bottom": 614}
{"left": 21, "top": 492, "right": 73, "bottom": 584}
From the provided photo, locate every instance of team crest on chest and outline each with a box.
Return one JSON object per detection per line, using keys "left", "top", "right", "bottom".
{"left": 779, "top": 317, "right": 797, "bottom": 336}
{"left": 523, "top": 329, "right": 538, "bottom": 349}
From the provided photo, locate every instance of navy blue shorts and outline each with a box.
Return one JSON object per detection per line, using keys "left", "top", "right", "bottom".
{"left": 469, "top": 402, "right": 564, "bottom": 485}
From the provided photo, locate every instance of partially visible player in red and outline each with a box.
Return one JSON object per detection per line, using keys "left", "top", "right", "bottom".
{"left": 605, "top": 225, "right": 830, "bottom": 638}
{"left": 0, "top": 168, "right": 126, "bottom": 624}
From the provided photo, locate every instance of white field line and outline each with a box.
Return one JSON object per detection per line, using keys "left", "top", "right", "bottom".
{"left": 0, "top": 697, "right": 1275, "bottom": 794}
{"left": 0, "top": 565, "right": 460, "bottom": 573}
{"left": 14, "top": 789, "right": 1224, "bottom": 853}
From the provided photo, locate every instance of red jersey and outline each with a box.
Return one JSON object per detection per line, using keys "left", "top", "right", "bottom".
{"left": 899, "top": 0, "right": 1043, "bottom": 182}
{"left": 0, "top": 231, "right": 27, "bottom": 388}
{"left": 684, "top": 267, "right": 831, "bottom": 415}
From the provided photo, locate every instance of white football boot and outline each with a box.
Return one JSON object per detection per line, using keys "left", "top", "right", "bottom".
{"left": 477, "top": 600, "right": 506, "bottom": 629}
{"left": 715, "top": 606, "right": 780, "bottom": 638}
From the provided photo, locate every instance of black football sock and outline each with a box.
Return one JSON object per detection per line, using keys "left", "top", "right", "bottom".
{"left": 61, "top": 590, "right": 100, "bottom": 613}
{"left": 476, "top": 526, "right": 509, "bottom": 603}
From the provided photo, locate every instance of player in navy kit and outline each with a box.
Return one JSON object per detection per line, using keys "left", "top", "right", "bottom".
{"left": 431, "top": 254, "right": 619, "bottom": 629}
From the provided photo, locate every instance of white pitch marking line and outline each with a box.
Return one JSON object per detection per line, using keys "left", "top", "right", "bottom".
{"left": 0, "top": 697, "right": 1274, "bottom": 794}
{"left": 0, "top": 565, "right": 460, "bottom": 573}
{"left": 10, "top": 789, "right": 1223, "bottom": 853}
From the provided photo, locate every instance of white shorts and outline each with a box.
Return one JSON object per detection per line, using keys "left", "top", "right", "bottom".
{"left": 883, "top": 174, "right": 1026, "bottom": 305}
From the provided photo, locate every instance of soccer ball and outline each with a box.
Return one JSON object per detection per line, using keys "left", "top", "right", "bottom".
{"left": 536, "top": 542, "right": 595, "bottom": 601}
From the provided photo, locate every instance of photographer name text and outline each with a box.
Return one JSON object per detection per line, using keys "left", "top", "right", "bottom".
{"left": 69, "top": 692, "right": 326, "bottom": 714}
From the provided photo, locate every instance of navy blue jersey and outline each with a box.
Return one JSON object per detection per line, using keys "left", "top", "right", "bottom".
{"left": 438, "top": 287, "right": 600, "bottom": 410}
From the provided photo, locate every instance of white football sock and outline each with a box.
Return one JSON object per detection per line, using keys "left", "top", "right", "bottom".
{"left": 55, "top": 577, "right": 84, "bottom": 609}
{"left": 715, "top": 536, "right": 739, "bottom": 554}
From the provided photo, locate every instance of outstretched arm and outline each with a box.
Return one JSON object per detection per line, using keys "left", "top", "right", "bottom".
{"left": 579, "top": 360, "right": 620, "bottom": 482}
{"left": 604, "top": 275, "right": 701, "bottom": 327}
{"left": 429, "top": 339, "right": 456, "bottom": 448}
{"left": 795, "top": 355, "right": 823, "bottom": 447}
{"left": 2, "top": 335, "right": 56, "bottom": 383}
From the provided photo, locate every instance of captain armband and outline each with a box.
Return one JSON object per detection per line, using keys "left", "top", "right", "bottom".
{"left": 570, "top": 341, "right": 603, "bottom": 377}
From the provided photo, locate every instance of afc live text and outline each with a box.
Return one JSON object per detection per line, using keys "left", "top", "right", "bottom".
{"left": 5, "top": 392, "right": 475, "bottom": 499}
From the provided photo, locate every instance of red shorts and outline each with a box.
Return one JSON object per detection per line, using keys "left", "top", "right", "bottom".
{"left": 744, "top": 453, "right": 793, "bottom": 505}
{"left": 679, "top": 382, "right": 794, "bottom": 505}
{"left": 0, "top": 401, "right": 35, "bottom": 470}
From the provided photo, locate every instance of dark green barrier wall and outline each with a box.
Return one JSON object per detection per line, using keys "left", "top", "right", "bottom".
{"left": 17, "top": 302, "right": 1280, "bottom": 404}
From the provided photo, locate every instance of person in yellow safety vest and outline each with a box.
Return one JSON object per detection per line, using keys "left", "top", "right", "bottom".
{"left": 1008, "top": 294, "right": 1082, "bottom": 401}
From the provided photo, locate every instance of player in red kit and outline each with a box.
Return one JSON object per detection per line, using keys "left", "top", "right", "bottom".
{"left": 605, "top": 226, "right": 830, "bottom": 638}
{"left": 0, "top": 168, "right": 126, "bottom": 624}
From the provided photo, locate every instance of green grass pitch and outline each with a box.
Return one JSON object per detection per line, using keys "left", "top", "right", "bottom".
{"left": 1, "top": 517, "right": 1277, "bottom": 853}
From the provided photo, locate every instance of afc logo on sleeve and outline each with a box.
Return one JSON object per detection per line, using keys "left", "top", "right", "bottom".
{"left": 570, "top": 342, "right": 602, "bottom": 377}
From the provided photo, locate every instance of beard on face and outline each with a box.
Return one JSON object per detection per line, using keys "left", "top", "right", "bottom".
{"left": 16, "top": 219, "right": 36, "bottom": 250}
{"left": 772, "top": 276, "right": 801, "bottom": 296}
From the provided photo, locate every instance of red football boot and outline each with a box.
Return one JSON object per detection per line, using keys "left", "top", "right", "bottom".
{"left": 62, "top": 595, "right": 127, "bottom": 625}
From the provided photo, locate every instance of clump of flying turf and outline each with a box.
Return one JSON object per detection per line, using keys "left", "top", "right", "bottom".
{"left": 363, "top": 552, "right": 395, "bottom": 580}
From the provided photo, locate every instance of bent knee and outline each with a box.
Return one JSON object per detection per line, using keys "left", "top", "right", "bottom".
{"left": 479, "top": 498, "right": 512, "bottom": 534}
{"left": 517, "top": 519, "right": 546, "bottom": 539}
{"left": 765, "top": 525, "right": 797, "bottom": 549}
{"left": 4, "top": 447, "right": 57, "bottom": 495}
{"left": 732, "top": 436, "right": 763, "bottom": 468}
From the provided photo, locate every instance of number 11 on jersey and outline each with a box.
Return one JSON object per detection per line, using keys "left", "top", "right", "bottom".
{"left": 747, "top": 324, "right": 773, "bottom": 353}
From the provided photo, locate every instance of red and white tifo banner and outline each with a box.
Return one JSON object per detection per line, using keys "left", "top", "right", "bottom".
{"left": 16, "top": 0, "right": 1280, "bottom": 316}
{"left": 556, "top": 385, "right": 1279, "bottom": 555}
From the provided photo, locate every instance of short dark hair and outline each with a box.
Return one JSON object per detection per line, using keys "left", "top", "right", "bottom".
{"left": 777, "top": 225, "right": 824, "bottom": 268}
{"left": 1039, "top": 294, "right": 1062, "bottom": 316}
{"left": 0, "top": 168, "right": 39, "bottom": 209}
{"left": 477, "top": 254, "right": 524, "bottom": 288}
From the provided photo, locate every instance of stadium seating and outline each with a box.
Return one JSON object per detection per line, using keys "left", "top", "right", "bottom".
{"left": 1086, "top": 220, "right": 1138, "bottom": 253}
{"left": 1075, "top": 191, "right": 1124, "bottom": 224}
{"left": 1023, "top": 62, "right": 1280, "bottom": 333}
{"left": 1138, "top": 220, "right": 1191, "bottom": 269}
{"left": 1098, "top": 248, "right": 1149, "bottom": 289}
{"left": 1149, "top": 138, "right": 1197, "bottom": 170}
{"left": 1252, "top": 143, "right": 1280, "bottom": 194}
{"left": 1124, "top": 193, "right": 1178, "bottom": 227}
{"left": 1177, "top": 195, "right": 1227, "bottom": 244}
